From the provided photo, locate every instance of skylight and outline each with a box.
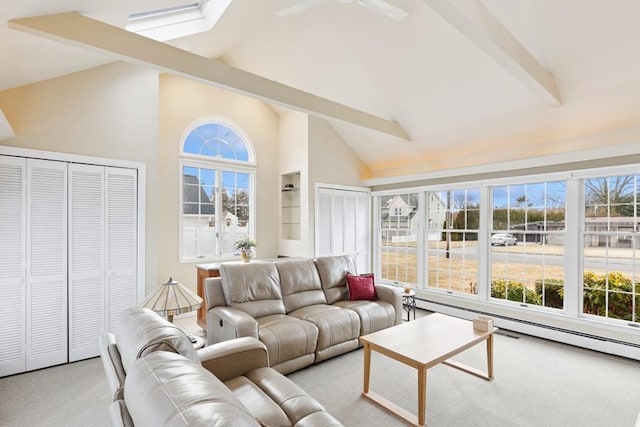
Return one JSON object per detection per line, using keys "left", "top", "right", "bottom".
{"left": 126, "top": 0, "right": 232, "bottom": 42}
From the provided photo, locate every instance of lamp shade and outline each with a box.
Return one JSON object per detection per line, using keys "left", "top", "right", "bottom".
{"left": 138, "top": 277, "right": 203, "bottom": 322}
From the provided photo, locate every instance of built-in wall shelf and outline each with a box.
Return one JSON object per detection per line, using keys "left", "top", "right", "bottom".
{"left": 281, "top": 171, "right": 301, "bottom": 240}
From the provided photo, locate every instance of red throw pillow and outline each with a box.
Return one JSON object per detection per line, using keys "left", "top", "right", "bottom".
{"left": 346, "top": 273, "right": 377, "bottom": 301}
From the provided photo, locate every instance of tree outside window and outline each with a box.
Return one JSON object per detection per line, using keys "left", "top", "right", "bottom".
{"left": 583, "top": 175, "right": 639, "bottom": 322}
{"left": 180, "top": 121, "right": 255, "bottom": 261}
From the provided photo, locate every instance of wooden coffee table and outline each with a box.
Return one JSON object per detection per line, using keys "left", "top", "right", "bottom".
{"left": 360, "top": 313, "right": 496, "bottom": 426}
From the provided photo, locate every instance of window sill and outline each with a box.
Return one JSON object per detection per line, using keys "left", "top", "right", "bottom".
{"left": 415, "top": 288, "right": 640, "bottom": 356}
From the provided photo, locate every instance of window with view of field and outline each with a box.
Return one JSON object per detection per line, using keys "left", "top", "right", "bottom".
{"left": 491, "top": 181, "right": 566, "bottom": 309}
{"left": 378, "top": 193, "right": 419, "bottom": 286}
{"left": 583, "top": 174, "right": 640, "bottom": 322}
{"left": 375, "top": 167, "right": 640, "bottom": 327}
{"left": 426, "top": 188, "right": 480, "bottom": 294}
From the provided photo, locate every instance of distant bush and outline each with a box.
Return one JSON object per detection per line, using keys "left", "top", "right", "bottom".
{"left": 535, "top": 279, "right": 564, "bottom": 309}
{"left": 492, "top": 273, "right": 638, "bottom": 321}
{"left": 493, "top": 273, "right": 637, "bottom": 321}
{"left": 583, "top": 272, "right": 635, "bottom": 320}
{"left": 491, "top": 279, "right": 541, "bottom": 305}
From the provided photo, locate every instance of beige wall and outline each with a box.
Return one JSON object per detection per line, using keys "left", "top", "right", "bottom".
{"left": 278, "top": 110, "right": 309, "bottom": 256}
{"left": 0, "top": 61, "right": 161, "bottom": 295}
{"left": 158, "top": 74, "right": 280, "bottom": 291}
{"left": 0, "top": 64, "right": 368, "bottom": 299}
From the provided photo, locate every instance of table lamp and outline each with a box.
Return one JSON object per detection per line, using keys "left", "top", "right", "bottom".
{"left": 138, "top": 277, "right": 203, "bottom": 323}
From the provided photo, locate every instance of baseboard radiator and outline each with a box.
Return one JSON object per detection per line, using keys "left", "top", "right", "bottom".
{"left": 417, "top": 298, "right": 640, "bottom": 361}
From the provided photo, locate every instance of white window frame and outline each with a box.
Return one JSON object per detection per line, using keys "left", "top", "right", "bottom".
{"left": 425, "top": 187, "right": 481, "bottom": 296}
{"left": 577, "top": 166, "right": 640, "bottom": 324}
{"left": 372, "top": 165, "right": 640, "bottom": 323}
{"left": 178, "top": 119, "right": 256, "bottom": 263}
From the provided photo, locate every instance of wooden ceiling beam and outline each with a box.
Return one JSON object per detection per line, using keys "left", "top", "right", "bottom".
{"left": 9, "top": 12, "right": 410, "bottom": 140}
{"left": 423, "top": 0, "right": 561, "bottom": 105}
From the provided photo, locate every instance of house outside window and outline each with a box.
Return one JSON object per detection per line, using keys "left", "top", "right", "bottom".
{"left": 180, "top": 119, "right": 255, "bottom": 262}
{"left": 427, "top": 188, "right": 480, "bottom": 295}
{"left": 583, "top": 174, "right": 639, "bottom": 322}
{"left": 378, "top": 193, "right": 419, "bottom": 286}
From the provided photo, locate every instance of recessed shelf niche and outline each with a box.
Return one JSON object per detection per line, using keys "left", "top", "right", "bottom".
{"left": 281, "top": 171, "right": 301, "bottom": 240}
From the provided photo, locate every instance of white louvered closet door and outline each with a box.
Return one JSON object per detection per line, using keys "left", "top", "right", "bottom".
{"left": 316, "top": 186, "right": 371, "bottom": 273}
{"left": 105, "top": 167, "right": 137, "bottom": 333}
{"left": 26, "top": 159, "right": 68, "bottom": 371}
{"left": 68, "top": 164, "right": 105, "bottom": 362}
{"left": 0, "top": 156, "right": 26, "bottom": 377}
{"left": 317, "top": 188, "right": 333, "bottom": 256}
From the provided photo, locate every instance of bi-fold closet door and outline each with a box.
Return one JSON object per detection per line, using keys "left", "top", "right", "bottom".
{"left": 68, "top": 164, "right": 138, "bottom": 362}
{"left": 0, "top": 157, "right": 68, "bottom": 376}
{"left": 0, "top": 156, "right": 138, "bottom": 376}
{"left": 316, "top": 186, "right": 371, "bottom": 273}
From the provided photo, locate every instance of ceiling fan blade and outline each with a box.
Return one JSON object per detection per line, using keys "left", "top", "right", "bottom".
{"left": 275, "top": 0, "right": 333, "bottom": 17}
{"left": 358, "top": 0, "right": 411, "bottom": 21}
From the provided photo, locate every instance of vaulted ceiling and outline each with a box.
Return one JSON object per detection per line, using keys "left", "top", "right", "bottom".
{"left": 2, "top": 0, "right": 640, "bottom": 180}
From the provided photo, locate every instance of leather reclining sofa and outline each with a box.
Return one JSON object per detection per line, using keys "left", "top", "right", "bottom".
{"left": 204, "top": 255, "right": 403, "bottom": 374}
{"left": 100, "top": 307, "right": 343, "bottom": 427}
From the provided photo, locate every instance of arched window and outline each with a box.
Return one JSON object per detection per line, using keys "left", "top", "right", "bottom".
{"left": 180, "top": 120, "right": 255, "bottom": 261}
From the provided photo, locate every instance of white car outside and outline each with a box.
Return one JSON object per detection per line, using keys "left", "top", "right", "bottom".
{"left": 491, "top": 233, "right": 517, "bottom": 246}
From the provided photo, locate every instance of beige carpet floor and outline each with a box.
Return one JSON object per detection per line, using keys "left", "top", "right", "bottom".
{"left": 288, "top": 330, "right": 640, "bottom": 426}
{"left": 2, "top": 317, "right": 640, "bottom": 426}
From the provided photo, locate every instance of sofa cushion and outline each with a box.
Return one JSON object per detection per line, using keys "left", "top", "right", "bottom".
{"left": 224, "top": 375, "right": 292, "bottom": 427}
{"left": 275, "top": 258, "right": 328, "bottom": 312}
{"left": 125, "top": 351, "right": 260, "bottom": 427}
{"left": 346, "top": 273, "right": 377, "bottom": 301}
{"left": 220, "top": 262, "right": 286, "bottom": 318}
{"left": 225, "top": 367, "right": 345, "bottom": 427}
{"left": 314, "top": 255, "right": 358, "bottom": 304}
{"left": 334, "top": 299, "right": 396, "bottom": 335}
{"left": 115, "top": 307, "right": 199, "bottom": 373}
{"left": 288, "top": 305, "right": 359, "bottom": 354}
{"left": 257, "top": 314, "right": 318, "bottom": 370}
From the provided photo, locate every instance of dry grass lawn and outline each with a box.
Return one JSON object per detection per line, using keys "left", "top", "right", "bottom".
{"left": 380, "top": 240, "right": 630, "bottom": 294}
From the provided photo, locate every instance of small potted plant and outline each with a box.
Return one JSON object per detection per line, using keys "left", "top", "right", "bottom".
{"left": 234, "top": 237, "right": 256, "bottom": 262}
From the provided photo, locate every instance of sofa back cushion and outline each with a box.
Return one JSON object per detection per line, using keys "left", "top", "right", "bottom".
{"left": 125, "top": 351, "right": 260, "bottom": 427}
{"left": 115, "top": 307, "right": 199, "bottom": 374}
{"left": 314, "top": 255, "right": 358, "bottom": 304}
{"left": 275, "top": 258, "right": 327, "bottom": 312}
{"left": 220, "top": 262, "right": 286, "bottom": 318}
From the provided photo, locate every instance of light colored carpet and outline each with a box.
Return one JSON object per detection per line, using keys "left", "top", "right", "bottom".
{"left": 0, "top": 356, "right": 111, "bottom": 427}
{"left": 2, "top": 320, "right": 640, "bottom": 427}
{"left": 288, "top": 331, "right": 640, "bottom": 426}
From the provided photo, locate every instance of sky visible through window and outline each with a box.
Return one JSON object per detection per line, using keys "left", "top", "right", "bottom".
{"left": 183, "top": 123, "right": 250, "bottom": 198}
{"left": 493, "top": 181, "right": 566, "bottom": 208}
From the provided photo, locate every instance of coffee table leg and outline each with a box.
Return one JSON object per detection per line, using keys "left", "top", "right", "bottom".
{"left": 418, "top": 366, "right": 427, "bottom": 426}
{"left": 363, "top": 342, "right": 371, "bottom": 393}
{"left": 486, "top": 333, "right": 494, "bottom": 379}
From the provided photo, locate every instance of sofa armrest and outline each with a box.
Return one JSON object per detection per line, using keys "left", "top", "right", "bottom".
{"left": 198, "top": 337, "right": 269, "bottom": 381}
{"left": 108, "top": 400, "right": 133, "bottom": 427}
{"left": 207, "top": 306, "right": 259, "bottom": 345}
{"left": 99, "top": 332, "right": 126, "bottom": 401}
{"left": 204, "top": 276, "right": 226, "bottom": 309}
{"left": 375, "top": 283, "right": 403, "bottom": 326}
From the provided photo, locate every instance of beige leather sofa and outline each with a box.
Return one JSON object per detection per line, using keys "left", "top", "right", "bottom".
{"left": 100, "top": 307, "right": 343, "bottom": 427}
{"left": 204, "top": 255, "right": 402, "bottom": 374}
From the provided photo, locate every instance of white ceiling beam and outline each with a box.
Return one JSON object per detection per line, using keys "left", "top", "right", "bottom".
{"left": 423, "top": 0, "right": 561, "bottom": 105}
{"left": 9, "top": 12, "right": 410, "bottom": 140}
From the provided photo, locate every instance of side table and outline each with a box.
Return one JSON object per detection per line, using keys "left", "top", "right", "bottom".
{"left": 401, "top": 290, "right": 416, "bottom": 321}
